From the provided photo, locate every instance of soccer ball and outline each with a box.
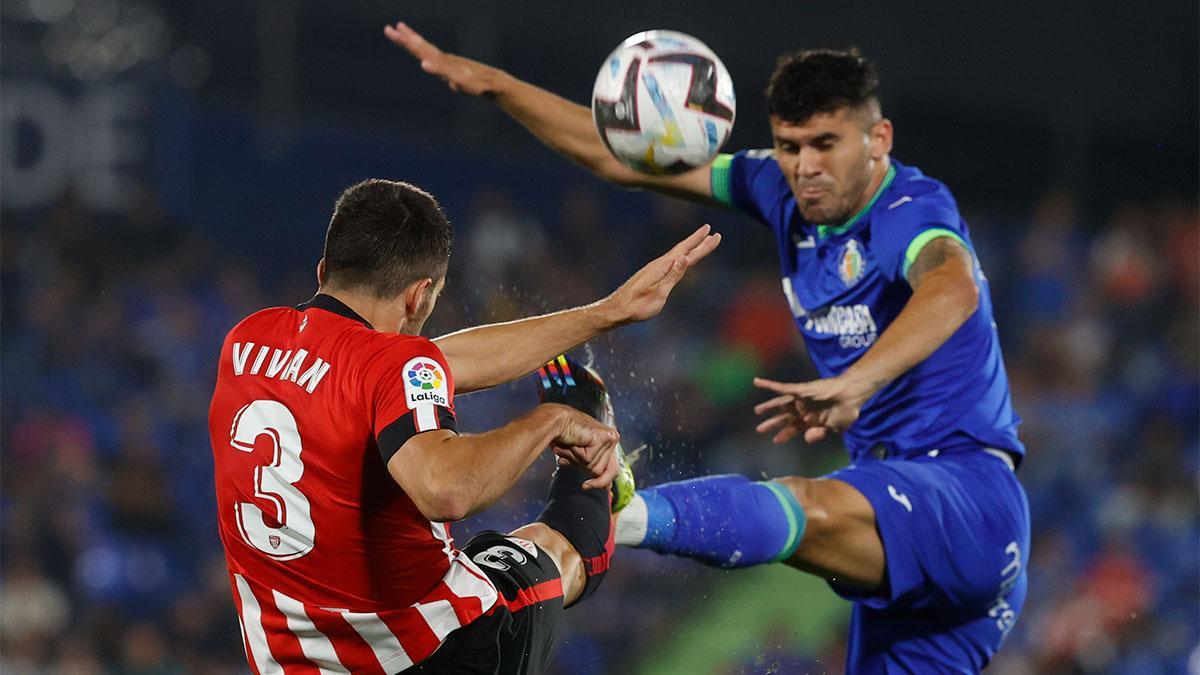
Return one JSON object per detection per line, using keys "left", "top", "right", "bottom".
{"left": 592, "top": 30, "right": 735, "bottom": 175}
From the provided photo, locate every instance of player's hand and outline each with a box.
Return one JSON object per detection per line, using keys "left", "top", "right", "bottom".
{"left": 603, "top": 224, "right": 722, "bottom": 325}
{"left": 752, "top": 376, "right": 874, "bottom": 444}
{"left": 384, "top": 22, "right": 506, "bottom": 97}
{"left": 543, "top": 404, "right": 621, "bottom": 489}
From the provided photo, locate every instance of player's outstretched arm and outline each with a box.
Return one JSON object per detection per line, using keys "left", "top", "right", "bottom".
{"left": 434, "top": 225, "right": 720, "bottom": 394}
{"left": 753, "top": 237, "right": 979, "bottom": 443}
{"left": 388, "top": 403, "right": 619, "bottom": 522}
{"left": 384, "top": 21, "right": 719, "bottom": 205}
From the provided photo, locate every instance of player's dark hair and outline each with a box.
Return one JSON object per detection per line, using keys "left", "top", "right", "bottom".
{"left": 765, "top": 48, "right": 880, "bottom": 124}
{"left": 322, "top": 179, "right": 452, "bottom": 298}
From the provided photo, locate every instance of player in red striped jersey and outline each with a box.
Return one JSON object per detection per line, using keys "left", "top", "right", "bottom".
{"left": 209, "top": 179, "right": 719, "bottom": 673}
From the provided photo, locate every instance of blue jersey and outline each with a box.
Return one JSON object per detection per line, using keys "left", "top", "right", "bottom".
{"left": 712, "top": 151, "right": 1024, "bottom": 462}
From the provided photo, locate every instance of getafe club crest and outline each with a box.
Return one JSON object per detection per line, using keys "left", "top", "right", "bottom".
{"left": 839, "top": 239, "right": 866, "bottom": 286}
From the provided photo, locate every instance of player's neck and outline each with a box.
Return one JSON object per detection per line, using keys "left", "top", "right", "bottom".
{"left": 317, "top": 287, "right": 407, "bottom": 334}
{"left": 846, "top": 157, "right": 892, "bottom": 221}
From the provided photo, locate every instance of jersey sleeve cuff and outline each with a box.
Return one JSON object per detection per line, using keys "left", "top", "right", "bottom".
{"left": 902, "top": 228, "right": 968, "bottom": 280}
{"left": 710, "top": 153, "right": 735, "bottom": 207}
{"left": 377, "top": 405, "right": 457, "bottom": 464}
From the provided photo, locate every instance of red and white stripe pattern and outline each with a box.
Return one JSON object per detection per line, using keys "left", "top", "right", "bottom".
{"left": 231, "top": 551, "right": 498, "bottom": 673}
{"left": 413, "top": 403, "right": 440, "bottom": 433}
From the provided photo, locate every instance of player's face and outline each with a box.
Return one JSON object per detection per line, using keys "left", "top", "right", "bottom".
{"left": 770, "top": 108, "right": 890, "bottom": 224}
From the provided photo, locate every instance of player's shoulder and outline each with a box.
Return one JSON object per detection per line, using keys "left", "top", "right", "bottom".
{"left": 345, "top": 332, "right": 449, "bottom": 391}
{"left": 732, "top": 148, "right": 785, "bottom": 181}
{"left": 360, "top": 331, "right": 444, "bottom": 363}
{"left": 739, "top": 147, "right": 778, "bottom": 163}
{"left": 222, "top": 306, "right": 295, "bottom": 344}
{"left": 725, "top": 148, "right": 791, "bottom": 208}
{"left": 874, "top": 160, "right": 962, "bottom": 229}
{"left": 357, "top": 332, "right": 453, "bottom": 405}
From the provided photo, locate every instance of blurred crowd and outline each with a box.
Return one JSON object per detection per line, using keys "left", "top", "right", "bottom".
{"left": 1, "top": 179, "right": 1197, "bottom": 674}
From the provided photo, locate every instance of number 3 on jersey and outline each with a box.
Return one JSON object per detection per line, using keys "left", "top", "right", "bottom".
{"left": 229, "top": 400, "right": 314, "bottom": 560}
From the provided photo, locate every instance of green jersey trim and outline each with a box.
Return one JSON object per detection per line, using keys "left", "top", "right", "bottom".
{"left": 710, "top": 153, "right": 735, "bottom": 207}
{"left": 902, "top": 228, "right": 968, "bottom": 280}
{"left": 817, "top": 164, "right": 898, "bottom": 239}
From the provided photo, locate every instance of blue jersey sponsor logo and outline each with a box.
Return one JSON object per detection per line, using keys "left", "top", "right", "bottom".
{"left": 804, "top": 304, "right": 879, "bottom": 349}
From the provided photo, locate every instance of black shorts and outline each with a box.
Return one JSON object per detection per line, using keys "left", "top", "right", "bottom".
{"left": 403, "top": 530, "right": 566, "bottom": 674}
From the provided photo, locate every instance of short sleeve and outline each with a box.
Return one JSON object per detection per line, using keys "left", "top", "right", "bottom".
{"left": 369, "top": 337, "right": 458, "bottom": 464}
{"left": 711, "top": 149, "right": 788, "bottom": 226}
{"left": 870, "top": 190, "right": 970, "bottom": 284}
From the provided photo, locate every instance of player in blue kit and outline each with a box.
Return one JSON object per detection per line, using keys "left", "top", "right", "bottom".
{"left": 390, "top": 23, "right": 1030, "bottom": 673}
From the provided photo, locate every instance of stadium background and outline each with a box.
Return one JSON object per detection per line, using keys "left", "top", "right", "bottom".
{"left": 2, "top": 1, "right": 1197, "bottom": 672}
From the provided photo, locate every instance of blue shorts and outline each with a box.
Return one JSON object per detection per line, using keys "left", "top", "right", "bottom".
{"left": 827, "top": 449, "right": 1030, "bottom": 673}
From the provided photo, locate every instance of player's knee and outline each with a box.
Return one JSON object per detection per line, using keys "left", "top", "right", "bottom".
{"left": 510, "top": 523, "right": 584, "bottom": 601}
{"left": 541, "top": 535, "right": 585, "bottom": 598}
{"left": 772, "top": 476, "right": 822, "bottom": 517}
{"left": 555, "top": 543, "right": 584, "bottom": 584}
{"left": 534, "top": 486, "right": 614, "bottom": 605}
{"left": 770, "top": 476, "right": 846, "bottom": 544}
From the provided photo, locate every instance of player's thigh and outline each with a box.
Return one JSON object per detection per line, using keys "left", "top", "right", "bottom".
{"left": 410, "top": 531, "right": 566, "bottom": 673}
{"left": 847, "top": 570, "right": 1029, "bottom": 674}
{"left": 827, "top": 452, "right": 1030, "bottom": 613}
{"left": 772, "top": 475, "right": 886, "bottom": 590}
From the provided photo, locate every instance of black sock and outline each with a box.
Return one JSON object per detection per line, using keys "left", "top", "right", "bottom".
{"left": 535, "top": 465, "right": 614, "bottom": 604}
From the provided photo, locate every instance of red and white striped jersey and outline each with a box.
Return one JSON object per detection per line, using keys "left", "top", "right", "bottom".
{"left": 208, "top": 294, "right": 498, "bottom": 673}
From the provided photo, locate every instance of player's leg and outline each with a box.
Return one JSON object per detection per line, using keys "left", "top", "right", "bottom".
{"left": 511, "top": 461, "right": 612, "bottom": 607}
{"left": 828, "top": 451, "right": 1030, "bottom": 671}
{"left": 845, "top": 571, "right": 1028, "bottom": 674}
{"left": 414, "top": 529, "right": 567, "bottom": 673}
{"left": 614, "top": 472, "right": 885, "bottom": 589}
{"left": 619, "top": 451, "right": 1031, "bottom": 669}
{"left": 507, "top": 522, "right": 584, "bottom": 599}
{"left": 509, "top": 354, "right": 632, "bottom": 607}
{"left": 413, "top": 357, "right": 629, "bottom": 672}
{"left": 772, "top": 475, "right": 884, "bottom": 589}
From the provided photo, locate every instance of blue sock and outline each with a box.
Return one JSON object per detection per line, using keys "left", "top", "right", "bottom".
{"left": 636, "top": 474, "right": 806, "bottom": 569}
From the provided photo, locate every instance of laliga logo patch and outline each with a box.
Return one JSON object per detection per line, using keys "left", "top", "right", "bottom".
{"left": 407, "top": 361, "right": 443, "bottom": 390}
{"left": 839, "top": 239, "right": 866, "bottom": 286}
{"left": 402, "top": 357, "right": 449, "bottom": 407}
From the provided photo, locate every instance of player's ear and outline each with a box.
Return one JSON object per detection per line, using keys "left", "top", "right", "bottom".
{"left": 316, "top": 258, "right": 327, "bottom": 285}
{"left": 403, "top": 277, "right": 434, "bottom": 313}
{"left": 870, "top": 118, "right": 893, "bottom": 160}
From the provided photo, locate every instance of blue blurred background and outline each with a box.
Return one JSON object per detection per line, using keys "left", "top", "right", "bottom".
{"left": 2, "top": 1, "right": 1197, "bottom": 673}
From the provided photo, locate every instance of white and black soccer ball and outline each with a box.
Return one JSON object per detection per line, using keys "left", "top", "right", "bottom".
{"left": 592, "top": 30, "right": 735, "bottom": 175}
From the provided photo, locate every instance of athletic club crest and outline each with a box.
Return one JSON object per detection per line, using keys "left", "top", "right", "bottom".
{"left": 838, "top": 239, "right": 866, "bottom": 286}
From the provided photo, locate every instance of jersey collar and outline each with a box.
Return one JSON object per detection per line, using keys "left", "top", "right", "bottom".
{"left": 816, "top": 163, "right": 897, "bottom": 239}
{"left": 297, "top": 293, "right": 374, "bottom": 329}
